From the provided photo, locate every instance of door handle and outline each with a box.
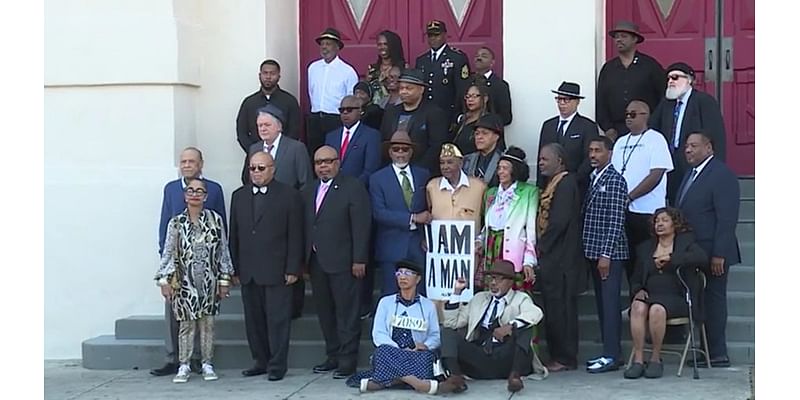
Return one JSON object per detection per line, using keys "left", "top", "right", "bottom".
{"left": 708, "top": 50, "right": 714, "bottom": 70}
{"left": 725, "top": 49, "right": 731, "bottom": 70}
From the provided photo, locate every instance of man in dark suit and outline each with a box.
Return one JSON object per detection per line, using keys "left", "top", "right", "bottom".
{"left": 472, "top": 46, "right": 512, "bottom": 126}
{"left": 229, "top": 151, "right": 303, "bottom": 381}
{"left": 538, "top": 82, "right": 600, "bottom": 191}
{"left": 304, "top": 146, "right": 371, "bottom": 379}
{"left": 369, "top": 131, "right": 431, "bottom": 295}
{"left": 380, "top": 69, "right": 449, "bottom": 175}
{"left": 414, "top": 20, "right": 471, "bottom": 123}
{"left": 582, "top": 136, "right": 630, "bottom": 373}
{"left": 462, "top": 113, "right": 504, "bottom": 188}
{"left": 150, "top": 146, "right": 227, "bottom": 377}
{"left": 325, "top": 95, "right": 381, "bottom": 186}
{"left": 676, "top": 131, "right": 740, "bottom": 368}
{"left": 649, "top": 62, "right": 727, "bottom": 204}
{"left": 236, "top": 59, "right": 301, "bottom": 184}
{"left": 247, "top": 104, "right": 312, "bottom": 319}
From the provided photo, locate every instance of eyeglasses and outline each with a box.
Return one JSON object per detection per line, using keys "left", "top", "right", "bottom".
{"left": 338, "top": 106, "right": 361, "bottom": 113}
{"left": 555, "top": 97, "right": 576, "bottom": 104}
{"left": 395, "top": 269, "right": 418, "bottom": 277}
{"left": 184, "top": 188, "right": 207, "bottom": 196}
{"left": 464, "top": 93, "right": 482, "bottom": 100}
{"left": 249, "top": 164, "right": 273, "bottom": 172}
{"left": 391, "top": 146, "right": 411, "bottom": 153}
{"left": 314, "top": 158, "right": 338, "bottom": 166}
{"left": 668, "top": 74, "right": 689, "bottom": 81}
{"left": 624, "top": 111, "right": 649, "bottom": 119}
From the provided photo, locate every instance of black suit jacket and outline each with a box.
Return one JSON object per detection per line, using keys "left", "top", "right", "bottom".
{"left": 676, "top": 157, "right": 741, "bottom": 265}
{"left": 537, "top": 113, "right": 600, "bottom": 189}
{"left": 481, "top": 72, "right": 513, "bottom": 125}
{"left": 236, "top": 87, "right": 301, "bottom": 150}
{"left": 228, "top": 181, "right": 303, "bottom": 285}
{"left": 303, "top": 175, "right": 372, "bottom": 273}
{"left": 380, "top": 102, "right": 449, "bottom": 175}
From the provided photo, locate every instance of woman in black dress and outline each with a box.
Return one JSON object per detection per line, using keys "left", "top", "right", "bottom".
{"left": 624, "top": 207, "right": 708, "bottom": 379}
{"left": 451, "top": 80, "right": 492, "bottom": 155}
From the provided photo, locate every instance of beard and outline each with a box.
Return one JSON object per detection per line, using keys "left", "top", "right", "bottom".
{"left": 393, "top": 161, "right": 409, "bottom": 169}
{"left": 665, "top": 84, "right": 689, "bottom": 100}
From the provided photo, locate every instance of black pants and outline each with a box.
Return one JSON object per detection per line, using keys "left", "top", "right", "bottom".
{"left": 625, "top": 211, "right": 653, "bottom": 282}
{"left": 292, "top": 278, "right": 305, "bottom": 319}
{"left": 440, "top": 327, "right": 533, "bottom": 379}
{"left": 241, "top": 281, "right": 292, "bottom": 375}
{"left": 705, "top": 263, "right": 730, "bottom": 359}
{"left": 310, "top": 253, "right": 362, "bottom": 371}
{"left": 306, "top": 113, "right": 341, "bottom": 160}
{"left": 541, "top": 273, "right": 579, "bottom": 368}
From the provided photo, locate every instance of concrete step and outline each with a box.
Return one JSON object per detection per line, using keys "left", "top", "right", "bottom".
{"left": 739, "top": 178, "right": 754, "bottom": 198}
{"left": 739, "top": 197, "right": 754, "bottom": 221}
{"left": 82, "top": 335, "right": 755, "bottom": 370}
{"left": 740, "top": 241, "right": 755, "bottom": 266}
{"left": 736, "top": 220, "right": 754, "bottom": 243}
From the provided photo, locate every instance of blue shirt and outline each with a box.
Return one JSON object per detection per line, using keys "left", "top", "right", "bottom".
{"left": 372, "top": 293, "right": 441, "bottom": 350}
{"left": 158, "top": 177, "right": 227, "bottom": 255}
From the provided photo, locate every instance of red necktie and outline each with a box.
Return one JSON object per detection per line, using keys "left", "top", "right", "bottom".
{"left": 340, "top": 129, "right": 351, "bottom": 160}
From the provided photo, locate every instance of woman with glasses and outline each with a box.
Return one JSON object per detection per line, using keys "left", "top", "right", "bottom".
{"left": 452, "top": 80, "right": 492, "bottom": 155}
{"left": 347, "top": 260, "right": 457, "bottom": 395}
{"left": 155, "top": 177, "right": 234, "bottom": 383}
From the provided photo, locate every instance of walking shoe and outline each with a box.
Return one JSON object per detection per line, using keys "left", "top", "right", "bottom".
{"left": 623, "top": 362, "right": 645, "bottom": 379}
{"left": 202, "top": 363, "right": 219, "bottom": 381}
{"left": 172, "top": 364, "right": 191, "bottom": 383}
{"left": 644, "top": 360, "right": 664, "bottom": 378}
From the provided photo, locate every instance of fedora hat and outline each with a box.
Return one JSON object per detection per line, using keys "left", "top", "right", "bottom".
{"left": 316, "top": 27, "right": 344, "bottom": 49}
{"left": 395, "top": 259, "right": 424, "bottom": 275}
{"left": 397, "top": 68, "right": 428, "bottom": 87}
{"left": 608, "top": 21, "right": 645, "bottom": 43}
{"left": 383, "top": 130, "right": 417, "bottom": 153}
{"left": 474, "top": 113, "right": 504, "bottom": 135}
{"left": 551, "top": 81, "right": 585, "bottom": 99}
{"left": 486, "top": 259, "right": 517, "bottom": 279}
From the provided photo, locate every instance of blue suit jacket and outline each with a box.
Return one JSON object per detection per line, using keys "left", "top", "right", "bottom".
{"left": 159, "top": 177, "right": 227, "bottom": 255}
{"left": 676, "top": 157, "right": 741, "bottom": 265}
{"left": 325, "top": 122, "right": 381, "bottom": 186}
{"left": 369, "top": 164, "right": 430, "bottom": 263}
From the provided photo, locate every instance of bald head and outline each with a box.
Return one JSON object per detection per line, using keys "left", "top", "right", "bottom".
{"left": 314, "top": 145, "right": 340, "bottom": 182}
{"left": 249, "top": 151, "right": 275, "bottom": 186}
{"left": 625, "top": 100, "right": 651, "bottom": 134}
{"left": 339, "top": 95, "right": 363, "bottom": 127}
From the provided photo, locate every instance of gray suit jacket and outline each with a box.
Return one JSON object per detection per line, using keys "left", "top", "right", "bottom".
{"left": 462, "top": 150, "right": 501, "bottom": 187}
{"left": 248, "top": 135, "right": 312, "bottom": 191}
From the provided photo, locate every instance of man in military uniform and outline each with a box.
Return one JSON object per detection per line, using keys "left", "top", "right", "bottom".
{"left": 414, "top": 20, "right": 471, "bottom": 123}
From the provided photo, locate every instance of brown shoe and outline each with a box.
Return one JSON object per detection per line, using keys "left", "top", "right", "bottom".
{"left": 438, "top": 375, "right": 468, "bottom": 394}
{"left": 507, "top": 373, "right": 524, "bottom": 393}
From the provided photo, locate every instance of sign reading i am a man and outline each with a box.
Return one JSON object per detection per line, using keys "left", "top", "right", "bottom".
{"left": 425, "top": 220, "right": 475, "bottom": 301}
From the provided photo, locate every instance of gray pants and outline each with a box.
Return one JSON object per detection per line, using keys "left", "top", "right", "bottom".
{"left": 164, "top": 301, "right": 200, "bottom": 363}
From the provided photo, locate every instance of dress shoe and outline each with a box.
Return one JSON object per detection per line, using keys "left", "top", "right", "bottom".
{"left": 268, "top": 372, "right": 285, "bottom": 381}
{"left": 150, "top": 362, "right": 178, "bottom": 377}
{"left": 507, "top": 373, "right": 524, "bottom": 393}
{"left": 587, "top": 357, "right": 620, "bottom": 373}
{"left": 333, "top": 368, "right": 355, "bottom": 379}
{"left": 241, "top": 366, "right": 267, "bottom": 377}
{"left": 313, "top": 359, "right": 338, "bottom": 373}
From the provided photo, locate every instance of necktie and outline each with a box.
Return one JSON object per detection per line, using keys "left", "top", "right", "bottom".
{"left": 264, "top": 142, "right": 274, "bottom": 154}
{"left": 400, "top": 170, "right": 413, "bottom": 208}
{"left": 340, "top": 129, "right": 351, "bottom": 160}
{"left": 677, "top": 168, "right": 698, "bottom": 205}
{"left": 431, "top": 50, "right": 437, "bottom": 62}
{"left": 671, "top": 100, "right": 683, "bottom": 149}
{"left": 557, "top": 119, "right": 568, "bottom": 136}
{"left": 315, "top": 182, "right": 330, "bottom": 213}
{"left": 487, "top": 298, "right": 500, "bottom": 326}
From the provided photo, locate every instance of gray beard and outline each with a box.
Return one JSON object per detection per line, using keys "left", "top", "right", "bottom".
{"left": 665, "top": 86, "right": 688, "bottom": 100}
{"left": 393, "top": 161, "right": 409, "bottom": 169}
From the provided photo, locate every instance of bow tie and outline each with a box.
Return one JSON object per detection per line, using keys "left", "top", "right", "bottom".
{"left": 252, "top": 186, "right": 268, "bottom": 194}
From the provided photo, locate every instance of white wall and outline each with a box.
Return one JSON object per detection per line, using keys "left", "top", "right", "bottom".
{"left": 503, "top": 0, "right": 604, "bottom": 182}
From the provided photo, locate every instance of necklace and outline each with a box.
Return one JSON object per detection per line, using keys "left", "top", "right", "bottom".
{"left": 620, "top": 131, "right": 646, "bottom": 175}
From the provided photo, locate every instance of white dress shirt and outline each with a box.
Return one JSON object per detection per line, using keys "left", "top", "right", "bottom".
{"left": 484, "top": 70, "right": 493, "bottom": 79}
{"left": 691, "top": 154, "right": 714, "bottom": 180}
{"left": 487, "top": 181, "right": 516, "bottom": 230}
{"left": 308, "top": 56, "right": 358, "bottom": 114}
{"left": 263, "top": 133, "right": 282, "bottom": 160}
{"left": 557, "top": 111, "right": 577, "bottom": 135}
{"left": 673, "top": 87, "right": 693, "bottom": 148}
{"left": 430, "top": 44, "right": 446, "bottom": 61}
{"left": 341, "top": 121, "right": 360, "bottom": 147}
{"left": 439, "top": 171, "right": 471, "bottom": 193}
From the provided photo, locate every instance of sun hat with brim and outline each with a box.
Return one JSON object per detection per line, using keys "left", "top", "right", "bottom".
{"left": 316, "top": 27, "right": 344, "bottom": 49}
{"left": 486, "top": 259, "right": 517, "bottom": 279}
{"left": 608, "top": 21, "right": 645, "bottom": 43}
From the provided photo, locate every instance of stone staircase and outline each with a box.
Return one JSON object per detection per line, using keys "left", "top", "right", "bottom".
{"left": 82, "top": 178, "right": 754, "bottom": 369}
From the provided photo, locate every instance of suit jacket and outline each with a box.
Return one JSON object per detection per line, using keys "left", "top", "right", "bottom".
{"left": 236, "top": 87, "right": 301, "bottom": 150}
{"left": 676, "top": 157, "right": 741, "bottom": 265}
{"left": 582, "top": 165, "right": 629, "bottom": 260}
{"left": 248, "top": 135, "right": 312, "bottom": 191}
{"left": 462, "top": 150, "right": 501, "bottom": 188}
{"left": 228, "top": 181, "right": 303, "bottom": 285}
{"left": 480, "top": 72, "right": 513, "bottom": 125}
{"left": 414, "top": 44, "right": 471, "bottom": 119}
{"left": 325, "top": 122, "right": 381, "bottom": 186}
{"left": 159, "top": 177, "right": 226, "bottom": 255}
{"left": 442, "top": 290, "right": 543, "bottom": 341}
{"left": 303, "top": 175, "right": 372, "bottom": 273}
{"left": 480, "top": 182, "right": 539, "bottom": 270}
{"left": 649, "top": 88, "right": 727, "bottom": 176}
{"left": 369, "top": 165, "right": 430, "bottom": 263}
{"left": 380, "top": 102, "right": 449, "bottom": 175}
{"left": 537, "top": 113, "right": 599, "bottom": 189}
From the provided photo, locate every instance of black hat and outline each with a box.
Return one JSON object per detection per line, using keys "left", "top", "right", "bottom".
{"left": 551, "top": 81, "right": 585, "bottom": 99}
{"left": 665, "top": 62, "right": 695, "bottom": 79}
{"left": 395, "top": 259, "right": 424, "bottom": 275}
{"left": 353, "top": 81, "right": 372, "bottom": 98}
{"left": 426, "top": 20, "right": 447, "bottom": 34}
{"left": 608, "top": 21, "right": 645, "bottom": 43}
{"left": 397, "top": 69, "right": 428, "bottom": 87}
{"left": 474, "top": 113, "right": 504, "bottom": 134}
{"left": 256, "top": 104, "right": 286, "bottom": 126}
{"left": 316, "top": 27, "right": 344, "bottom": 49}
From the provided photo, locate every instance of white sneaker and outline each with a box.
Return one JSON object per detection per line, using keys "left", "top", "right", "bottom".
{"left": 202, "top": 363, "right": 219, "bottom": 381}
{"left": 173, "top": 364, "right": 191, "bottom": 383}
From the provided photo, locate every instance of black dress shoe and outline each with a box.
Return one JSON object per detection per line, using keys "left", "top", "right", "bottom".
{"left": 242, "top": 367, "right": 268, "bottom": 377}
{"left": 150, "top": 362, "right": 178, "bottom": 376}
{"left": 333, "top": 369, "right": 355, "bottom": 379}
{"left": 313, "top": 359, "right": 338, "bottom": 373}
{"left": 268, "top": 372, "right": 285, "bottom": 381}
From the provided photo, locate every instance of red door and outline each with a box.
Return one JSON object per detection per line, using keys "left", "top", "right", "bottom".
{"left": 606, "top": 0, "right": 755, "bottom": 175}
{"left": 299, "top": 0, "right": 504, "bottom": 133}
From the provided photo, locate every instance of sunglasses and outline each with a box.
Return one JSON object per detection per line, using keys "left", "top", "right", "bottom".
{"left": 668, "top": 74, "right": 689, "bottom": 81}
{"left": 395, "top": 269, "right": 418, "bottom": 277}
{"left": 555, "top": 97, "right": 576, "bottom": 104}
{"left": 249, "top": 165, "right": 273, "bottom": 172}
{"left": 338, "top": 106, "right": 361, "bottom": 113}
{"left": 464, "top": 93, "right": 482, "bottom": 100}
{"left": 314, "top": 158, "right": 338, "bottom": 166}
{"left": 391, "top": 146, "right": 411, "bottom": 153}
{"left": 184, "top": 188, "right": 207, "bottom": 196}
{"left": 624, "top": 111, "right": 649, "bottom": 119}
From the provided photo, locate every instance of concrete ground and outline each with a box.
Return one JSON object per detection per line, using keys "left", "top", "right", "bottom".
{"left": 45, "top": 360, "right": 754, "bottom": 400}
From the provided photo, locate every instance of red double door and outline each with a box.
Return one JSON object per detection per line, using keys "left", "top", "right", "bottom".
{"left": 607, "top": 0, "right": 755, "bottom": 176}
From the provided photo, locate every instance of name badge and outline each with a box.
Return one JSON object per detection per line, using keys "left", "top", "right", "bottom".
{"left": 391, "top": 314, "right": 428, "bottom": 332}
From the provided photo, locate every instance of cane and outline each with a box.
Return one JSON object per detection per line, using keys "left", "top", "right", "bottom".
{"left": 676, "top": 265, "right": 700, "bottom": 379}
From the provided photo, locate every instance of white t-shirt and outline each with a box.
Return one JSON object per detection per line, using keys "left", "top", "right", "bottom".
{"left": 611, "top": 128, "right": 674, "bottom": 214}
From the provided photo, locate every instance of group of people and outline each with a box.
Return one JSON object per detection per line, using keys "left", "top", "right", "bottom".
{"left": 149, "top": 18, "right": 742, "bottom": 393}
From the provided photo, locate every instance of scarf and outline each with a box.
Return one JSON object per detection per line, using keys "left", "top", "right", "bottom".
{"left": 537, "top": 171, "right": 568, "bottom": 239}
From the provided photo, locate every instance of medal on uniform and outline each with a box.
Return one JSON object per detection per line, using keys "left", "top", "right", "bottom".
{"left": 442, "top": 78, "right": 449, "bottom": 85}
{"left": 441, "top": 59, "right": 454, "bottom": 76}
{"left": 461, "top": 64, "right": 469, "bottom": 79}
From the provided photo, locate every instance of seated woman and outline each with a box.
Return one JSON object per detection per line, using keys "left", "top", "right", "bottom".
{"left": 624, "top": 207, "right": 708, "bottom": 379}
{"left": 347, "top": 260, "right": 453, "bottom": 395}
